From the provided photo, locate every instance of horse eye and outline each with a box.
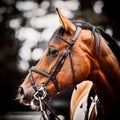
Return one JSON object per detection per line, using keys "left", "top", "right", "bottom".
{"left": 48, "top": 47, "right": 59, "bottom": 56}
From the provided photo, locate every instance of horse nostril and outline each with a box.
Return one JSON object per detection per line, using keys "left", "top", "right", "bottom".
{"left": 18, "top": 87, "right": 24, "bottom": 96}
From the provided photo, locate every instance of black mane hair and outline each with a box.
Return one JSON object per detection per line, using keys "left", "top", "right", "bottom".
{"left": 75, "top": 21, "right": 120, "bottom": 64}
{"left": 49, "top": 20, "right": 120, "bottom": 63}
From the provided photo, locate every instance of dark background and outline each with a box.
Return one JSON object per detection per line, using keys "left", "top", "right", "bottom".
{"left": 0, "top": 0, "right": 120, "bottom": 119}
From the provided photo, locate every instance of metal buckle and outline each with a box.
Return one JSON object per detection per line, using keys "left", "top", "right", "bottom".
{"left": 33, "top": 84, "right": 48, "bottom": 100}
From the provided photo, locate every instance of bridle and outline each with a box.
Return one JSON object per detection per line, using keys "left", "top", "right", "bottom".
{"left": 28, "top": 26, "right": 81, "bottom": 119}
{"left": 29, "top": 26, "right": 81, "bottom": 101}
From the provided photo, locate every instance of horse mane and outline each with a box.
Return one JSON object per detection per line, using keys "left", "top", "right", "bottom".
{"left": 74, "top": 21, "right": 120, "bottom": 64}
{"left": 96, "top": 28, "right": 120, "bottom": 64}
{"left": 49, "top": 20, "right": 120, "bottom": 63}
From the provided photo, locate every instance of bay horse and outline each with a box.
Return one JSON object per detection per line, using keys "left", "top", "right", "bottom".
{"left": 17, "top": 9, "right": 120, "bottom": 120}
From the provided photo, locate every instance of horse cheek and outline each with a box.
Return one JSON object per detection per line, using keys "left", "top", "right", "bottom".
{"left": 77, "top": 58, "right": 91, "bottom": 81}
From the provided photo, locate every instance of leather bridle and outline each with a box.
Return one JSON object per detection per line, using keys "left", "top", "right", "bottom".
{"left": 29, "top": 26, "right": 81, "bottom": 101}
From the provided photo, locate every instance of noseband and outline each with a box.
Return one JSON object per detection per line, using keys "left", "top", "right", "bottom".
{"left": 29, "top": 26, "right": 81, "bottom": 101}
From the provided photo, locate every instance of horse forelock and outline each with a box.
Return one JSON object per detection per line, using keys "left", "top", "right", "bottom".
{"left": 49, "top": 26, "right": 65, "bottom": 44}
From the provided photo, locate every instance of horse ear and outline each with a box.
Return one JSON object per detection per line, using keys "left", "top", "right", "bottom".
{"left": 56, "top": 8, "right": 76, "bottom": 34}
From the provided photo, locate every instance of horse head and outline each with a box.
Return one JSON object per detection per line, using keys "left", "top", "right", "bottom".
{"left": 17, "top": 9, "right": 120, "bottom": 119}
{"left": 16, "top": 9, "right": 93, "bottom": 107}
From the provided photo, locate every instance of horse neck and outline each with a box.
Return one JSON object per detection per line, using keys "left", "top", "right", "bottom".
{"left": 90, "top": 39, "right": 120, "bottom": 118}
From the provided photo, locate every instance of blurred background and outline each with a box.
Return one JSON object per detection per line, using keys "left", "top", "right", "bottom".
{"left": 0, "top": 0, "right": 120, "bottom": 119}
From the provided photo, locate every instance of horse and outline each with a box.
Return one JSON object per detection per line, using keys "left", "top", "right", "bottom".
{"left": 16, "top": 8, "right": 120, "bottom": 120}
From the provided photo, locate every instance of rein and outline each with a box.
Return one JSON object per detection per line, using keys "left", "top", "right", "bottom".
{"left": 28, "top": 26, "right": 81, "bottom": 119}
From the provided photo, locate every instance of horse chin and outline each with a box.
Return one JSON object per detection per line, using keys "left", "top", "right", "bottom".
{"left": 18, "top": 97, "right": 40, "bottom": 110}
{"left": 17, "top": 96, "right": 31, "bottom": 107}
{"left": 30, "top": 96, "right": 50, "bottom": 111}
{"left": 21, "top": 98, "right": 40, "bottom": 111}
{"left": 30, "top": 99, "right": 40, "bottom": 110}
{"left": 16, "top": 93, "right": 34, "bottom": 109}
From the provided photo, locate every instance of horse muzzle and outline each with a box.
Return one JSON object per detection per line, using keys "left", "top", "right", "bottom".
{"left": 16, "top": 85, "right": 35, "bottom": 105}
{"left": 16, "top": 84, "right": 49, "bottom": 109}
